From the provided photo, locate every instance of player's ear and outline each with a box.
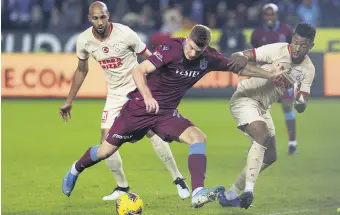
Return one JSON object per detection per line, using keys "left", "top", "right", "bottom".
{"left": 107, "top": 12, "right": 111, "bottom": 20}
{"left": 88, "top": 14, "right": 91, "bottom": 22}
{"left": 310, "top": 42, "right": 314, "bottom": 49}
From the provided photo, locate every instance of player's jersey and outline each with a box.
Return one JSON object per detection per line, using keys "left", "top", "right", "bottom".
{"left": 76, "top": 23, "right": 147, "bottom": 96}
{"left": 128, "top": 38, "right": 233, "bottom": 110}
{"left": 237, "top": 42, "right": 315, "bottom": 109}
{"left": 251, "top": 22, "right": 293, "bottom": 48}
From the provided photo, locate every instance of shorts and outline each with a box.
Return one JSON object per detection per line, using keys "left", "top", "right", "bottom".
{"left": 230, "top": 91, "right": 275, "bottom": 137}
{"left": 101, "top": 94, "right": 129, "bottom": 129}
{"left": 105, "top": 98, "right": 194, "bottom": 146}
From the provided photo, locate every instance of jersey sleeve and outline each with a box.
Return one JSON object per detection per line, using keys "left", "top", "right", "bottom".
{"left": 208, "top": 48, "right": 233, "bottom": 71}
{"left": 253, "top": 43, "right": 282, "bottom": 63}
{"left": 126, "top": 27, "right": 147, "bottom": 54}
{"left": 298, "top": 67, "right": 315, "bottom": 95}
{"left": 76, "top": 36, "right": 89, "bottom": 60}
{"left": 147, "top": 41, "right": 176, "bottom": 68}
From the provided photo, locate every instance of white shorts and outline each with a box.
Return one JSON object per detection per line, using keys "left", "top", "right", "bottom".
{"left": 230, "top": 91, "right": 275, "bottom": 137}
{"left": 101, "top": 94, "right": 129, "bottom": 129}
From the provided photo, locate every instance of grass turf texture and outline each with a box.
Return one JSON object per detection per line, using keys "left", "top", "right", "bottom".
{"left": 2, "top": 99, "right": 340, "bottom": 215}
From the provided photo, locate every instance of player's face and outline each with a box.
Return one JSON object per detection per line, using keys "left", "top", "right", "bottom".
{"left": 263, "top": 8, "right": 277, "bottom": 28}
{"left": 290, "top": 34, "right": 314, "bottom": 63}
{"left": 88, "top": 9, "right": 110, "bottom": 35}
{"left": 184, "top": 38, "right": 206, "bottom": 60}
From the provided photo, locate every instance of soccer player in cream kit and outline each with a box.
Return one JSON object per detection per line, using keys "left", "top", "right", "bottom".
{"left": 219, "top": 23, "right": 316, "bottom": 209}
{"left": 59, "top": 1, "right": 190, "bottom": 201}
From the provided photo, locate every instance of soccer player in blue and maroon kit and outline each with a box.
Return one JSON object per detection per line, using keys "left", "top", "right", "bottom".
{"left": 62, "top": 24, "right": 285, "bottom": 208}
{"left": 251, "top": 3, "right": 298, "bottom": 155}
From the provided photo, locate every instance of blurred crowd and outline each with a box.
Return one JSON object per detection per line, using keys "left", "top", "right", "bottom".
{"left": 2, "top": 0, "right": 340, "bottom": 54}
{"left": 2, "top": 0, "right": 340, "bottom": 32}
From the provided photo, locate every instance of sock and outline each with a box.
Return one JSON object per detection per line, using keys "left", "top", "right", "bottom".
{"left": 105, "top": 151, "right": 129, "bottom": 188}
{"left": 149, "top": 134, "right": 183, "bottom": 180}
{"left": 284, "top": 111, "right": 296, "bottom": 142}
{"left": 188, "top": 142, "right": 206, "bottom": 191}
{"left": 233, "top": 162, "right": 270, "bottom": 193}
{"left": 75, "top": 145, "right": 101, "bottom": 173}
{"left": 245, "top": 141, "right": 266, "bottom": 193}
{"left": 225, "top": 184, "right": 239, "bottom": 200}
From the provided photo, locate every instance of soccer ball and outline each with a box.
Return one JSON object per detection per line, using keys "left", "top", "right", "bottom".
{"left": 116, "top": 193, "right": 144, "bottom": 215}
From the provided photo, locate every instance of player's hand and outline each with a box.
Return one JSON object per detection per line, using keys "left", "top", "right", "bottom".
{"left": 228, "top": 54, "right": 248, "bottom": 73}
{"left": 59, "top": 102, "right": 72, "bottom": 122}
{"left": 144, "top": 96, "right": 159, "bottom": 114}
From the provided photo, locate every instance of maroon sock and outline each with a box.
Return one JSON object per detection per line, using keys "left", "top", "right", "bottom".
{"left": 286, "top": 119, "right": 296, "bottom": 141}
{"left": 188, "top": 154, "right": 206, "bottom": 191}
{"left": 75, "top": 146, "right": 101, "bottom": 172}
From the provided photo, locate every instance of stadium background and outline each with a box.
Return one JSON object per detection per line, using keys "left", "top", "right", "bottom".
{"left": 2, "top": 0, "right": 340, "bottom": 215}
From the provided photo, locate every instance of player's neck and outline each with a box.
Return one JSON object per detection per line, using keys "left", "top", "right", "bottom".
{"left": 93, "top": 23, "right": 113, "bottom": 41}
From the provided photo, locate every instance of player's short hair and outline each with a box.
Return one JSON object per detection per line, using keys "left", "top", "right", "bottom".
{"left": 294, "top": 23, "right": 316, "bottom": 42}
{"left": 189, "top": 24, "right": 212, "bottom": 48}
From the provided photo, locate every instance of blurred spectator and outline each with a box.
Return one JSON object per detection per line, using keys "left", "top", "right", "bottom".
{"left": 215, "top": 1, "right": 228, "bottom": 28}
{"left": 160, "top": 5, "right": 183, "bottom": 33}
{"left": 320, "top": 0, "right": 340, "bottom": 27}
{"left": 8, "top": 0, "right": 33, "bottom": 29}
{"left": 297, "top": 0, "right": 320, "bottom": 27}
{"left": 219, "top": 12, "right": 245, "bottom": 55}
{"left": 139, "top": 4, "right": 156, "bottom": 31}
{"left": 236, "top": 3, "right": 247, "bottom": 27}
{"left": 190, "top": 0, "right": 204, "bottom": 24}
{"left": 247, "top": 2, "right": 262, "bottom": 27}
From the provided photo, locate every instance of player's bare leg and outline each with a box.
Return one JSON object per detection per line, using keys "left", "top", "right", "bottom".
{"left": 101, "top": 129, "right": 130, "bottom": 201}
{"left": 62, "top": 140, "right": 119, "bottom": 197}
{"left": 227, "top": 121, "right": 271, "bottom": 209}
{"left": 179, "top": 126, "right": 225, "bottom": 208}
{"left": 219, "top": 136, "right": 277, "bottom": 207}
{"left": 146, "top": 131, "right": 190, "bottom": 199}
{"left": 281, "top": 89, "right": 297, "bottom": 155}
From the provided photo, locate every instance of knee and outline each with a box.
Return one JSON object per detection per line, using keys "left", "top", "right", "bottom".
{"left": 256, "top": 131, "right": 271, "bottom": 147}
{"left": 190, "top": 130, "right": 206, "bottom": 144}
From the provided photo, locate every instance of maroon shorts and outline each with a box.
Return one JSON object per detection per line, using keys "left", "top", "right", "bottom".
{"left": 279, "top": 87, "right": 294, "bottom": 101}
{"left": 105, "top": 98, "right": 194, "bottom": 146}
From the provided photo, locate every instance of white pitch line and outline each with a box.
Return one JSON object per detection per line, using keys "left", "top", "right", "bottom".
{"left": 257, "top": 208, "right": 314, "bottom": 215}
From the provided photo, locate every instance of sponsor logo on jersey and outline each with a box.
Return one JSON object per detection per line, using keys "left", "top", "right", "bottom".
{"left": 112, "top": 133, "right": 133, "bottom": 140}
{"left": 98, "top": 57, "right": 123, "bottom": 69}
{"left": 153, "top": 51, "right": 163, "bottom": 61}
{"left": 175, "top": 69, "right": 200, "bottom": 78}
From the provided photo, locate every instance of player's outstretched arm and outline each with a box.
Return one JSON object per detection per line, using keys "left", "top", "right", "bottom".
{"left": 132, "top": 60, "right": 159, "bottom": 114}
{"left": 139, "top": 49, "right": 152, "bottom": 60}
{"left": 239, "top": 63, "right": 288, "bottom": 79}
{"left": 294, "top": 92, "right": 309, "bottom": 113}
{"left": 59, "top": 58, "right": 89, "bottom": 121}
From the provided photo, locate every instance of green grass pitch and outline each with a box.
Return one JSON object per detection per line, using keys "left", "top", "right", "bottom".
{"left": 2, "top": 99, "right": 340, "bottom": 215}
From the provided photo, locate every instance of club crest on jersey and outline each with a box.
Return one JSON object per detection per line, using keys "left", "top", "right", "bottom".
{"left": 295, "top": 71, "right": 303, "bottom": 82}
{"left": 279, "top": 34, "right": 286, "bottom": 42}
{"left": 200, "top": 58, "right": 208, "bottom": 70}
{"left": 102, "top": 46, "right": 109, "bottom": 53}
{"left": 162, "top": 45, "right": 169, "bottom": 51}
